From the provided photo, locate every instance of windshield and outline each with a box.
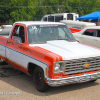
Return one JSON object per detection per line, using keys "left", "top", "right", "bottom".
{"left": 27, "top": 25, "right": 76, "bottom": 43}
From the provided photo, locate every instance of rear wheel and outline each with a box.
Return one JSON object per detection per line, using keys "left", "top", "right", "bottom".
{"left": 33, "top": 67, "right": 48, "bottom": 92}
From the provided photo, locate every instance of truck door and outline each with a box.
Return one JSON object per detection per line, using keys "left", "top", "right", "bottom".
{"left": 6, "top": 25, "right": 25, "bottom": 68}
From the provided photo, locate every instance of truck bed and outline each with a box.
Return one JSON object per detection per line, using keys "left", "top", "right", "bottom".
{"left": 0, "top": 35, "right": 9, "bottom": 38}
{"left": 0, "top": 26, "right": 12, "bottom": 38}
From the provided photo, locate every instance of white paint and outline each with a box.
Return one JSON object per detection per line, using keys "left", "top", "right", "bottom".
{"left": 29, "top": 40, "right": 100, "bottom": 60}
{"left": 6, "top": 47, "right": 48, "bottom": 78}
{"left": 0, "top": 45, "right": 6, "bottom": 57}
{"left": 6, "top": 48, "right": 23, "bottom": 67}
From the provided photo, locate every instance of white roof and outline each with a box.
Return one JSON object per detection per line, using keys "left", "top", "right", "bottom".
{"left": 84, "top": 26, "right": 100, "bottom": 29}
{"left": 43, "top": 13, "right": 77, "bottom": 16}
{"left": 61, "top": 20, "right": 96, "bottom": 26}
{"left": 14, "top": 21, "right": 65, "bottom": 27}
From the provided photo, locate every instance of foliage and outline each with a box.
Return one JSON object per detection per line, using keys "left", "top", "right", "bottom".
{"left": 0, "top": 0, "right": 11, "bottom": 22}
{"left": 0, "top": 0, "right": 100, "bottom": 23}
{"left": 10, "top": 0, "right": 36, "bottom": 22}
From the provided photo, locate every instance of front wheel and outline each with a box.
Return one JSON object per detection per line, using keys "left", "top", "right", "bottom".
{"left": 33, "top": 67, "right": 48, "bottom": 92}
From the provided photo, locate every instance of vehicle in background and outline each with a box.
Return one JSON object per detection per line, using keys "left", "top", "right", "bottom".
{"left": 60, "top": 20, "right": 96, "bottom": 33}
{"left": 41, "top": 13, "right": 79, "bottom": 22}
{"left": 0, "top": 25, "right": 12, "bottom": 37}
{"left": 1, "top": 25, "right": 12, "bottom": 28}
{"left": 73, "top": 26, "right": 100, "bottom": 48}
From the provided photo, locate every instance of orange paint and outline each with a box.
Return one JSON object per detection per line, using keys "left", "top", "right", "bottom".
{"left": 69, "top": 28, "right": 81, "bottom": 33}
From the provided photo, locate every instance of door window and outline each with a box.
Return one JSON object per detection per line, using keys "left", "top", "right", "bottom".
{"left": 96, "top": 30, "right": 100, "bottom": 37}
{"left": 48, "top": 16, "right": 54, "bottom": 22}
{"left": 83, "top": 29, "right": 95, "bottom": 36}
{"left": 55, "top": 16, "right": 63, "bottom": 22}
{"left": 12, "top": 25, "right": 25, "bottom": 43}
{"left": 43, "top": 17, "right": 47, "bottom": 21}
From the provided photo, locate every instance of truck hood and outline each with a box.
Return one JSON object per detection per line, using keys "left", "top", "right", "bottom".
{"left": 29, "top": 40, "right": 100, "bottom": 60}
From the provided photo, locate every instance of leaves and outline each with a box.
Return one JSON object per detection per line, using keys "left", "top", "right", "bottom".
{"left": 10, "top": 0, "right": 36, "bottom": 21}
{"left": 0, "top": 0, "right": 100, "bottom": 22}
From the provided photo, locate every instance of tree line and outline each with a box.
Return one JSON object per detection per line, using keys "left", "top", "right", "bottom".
{"left": 0, "top": 0, "right": 100, "bottom": 24}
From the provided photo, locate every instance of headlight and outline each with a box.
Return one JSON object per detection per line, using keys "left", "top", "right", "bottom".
{"left": 53, "top": 62, "right": 65, "bottom": 73}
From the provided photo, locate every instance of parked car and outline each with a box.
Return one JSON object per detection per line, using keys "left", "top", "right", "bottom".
{"left": 73, "top": 26, "right": 100, "bottom": 48}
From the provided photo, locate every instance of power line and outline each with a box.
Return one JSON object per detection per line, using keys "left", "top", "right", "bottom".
{"left": 0, "top": 5, "right": 100, "bottom": 9}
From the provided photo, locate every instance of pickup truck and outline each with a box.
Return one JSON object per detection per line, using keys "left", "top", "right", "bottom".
{"left": 0, "top": 21, "right": 100, "bottom": 92}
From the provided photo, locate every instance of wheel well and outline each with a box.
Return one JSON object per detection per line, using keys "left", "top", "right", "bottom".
{"left": 28, "top": 63, "right": 38, "bottom": 76}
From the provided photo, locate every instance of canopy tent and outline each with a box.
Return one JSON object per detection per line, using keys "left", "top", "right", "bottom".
{"left": 77, "top": 11, "right": 100, "bottom": 20}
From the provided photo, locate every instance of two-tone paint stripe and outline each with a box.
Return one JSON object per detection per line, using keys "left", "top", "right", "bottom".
{"left": 33, "top": 46, "right": 62, "bottom": 62}
{"left": 0, "top": 45, "right": 48, "bottom": 77}
{"left": 6, "top": 46, "right": 48, "bottom": 66}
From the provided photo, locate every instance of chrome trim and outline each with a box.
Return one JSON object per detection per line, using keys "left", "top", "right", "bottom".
{"left": 54, "top": 56, "right": 100, "bottom": 74}
{"left": 47, "top": 72, "right": 100, "bottom": 87}
{"left": 65, "top": 57, "right": 100, "bottom": 74}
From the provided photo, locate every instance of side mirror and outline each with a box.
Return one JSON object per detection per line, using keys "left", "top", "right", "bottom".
{"left": 15, "top": 39, "right": 21, "bottom": 43}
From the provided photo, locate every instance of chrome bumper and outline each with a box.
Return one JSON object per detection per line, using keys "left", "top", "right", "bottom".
{"left": 47, "top": 72, "right": 100, "bottom": 87}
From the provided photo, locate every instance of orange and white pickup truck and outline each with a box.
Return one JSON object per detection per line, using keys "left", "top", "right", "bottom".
{"left": 0, "top": 21, "right": 100, "bottom": 92}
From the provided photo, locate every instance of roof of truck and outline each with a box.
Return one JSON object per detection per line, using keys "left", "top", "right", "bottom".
{"left": 14, "top": 21, "right": 65, "bottom": 27}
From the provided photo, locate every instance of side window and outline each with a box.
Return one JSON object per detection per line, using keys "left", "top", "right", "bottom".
{"left": 12, "top": 26, "right": 25, "bottom": 43}
{"left": 96, "top": 30, "right": 100, "bottom": 37}
{"left": 67, "top": 14, "right": 73, "bottom": 20}
{"left": 83, "top": 29, "right": 95, "bottom": 36}
{"left": 55, "top": 16, "right": 63, "bottom": 22}
{"left": 43, "top": 17, "right": 47, "bottom": 21}
{"left": 48, "top": 16, "right": 54, "bottom": 22}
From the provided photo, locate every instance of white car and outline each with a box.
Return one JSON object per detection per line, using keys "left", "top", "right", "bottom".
{"left": 73, "top": 26, "right": 100, "bottom": 48}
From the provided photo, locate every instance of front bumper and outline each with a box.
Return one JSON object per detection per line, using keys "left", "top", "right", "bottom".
{"left": 47, "top": 72, "right": 100, "bottom": 87}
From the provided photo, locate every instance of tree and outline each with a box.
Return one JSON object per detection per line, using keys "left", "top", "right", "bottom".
{"left": 10, "top": 0, "right": 36, "bottom": 22}
{"left": 0, "top": 0, "right": 11, "bottom": 23}
{"left": 0, "top": 0, "right": 100, "bottom": 22}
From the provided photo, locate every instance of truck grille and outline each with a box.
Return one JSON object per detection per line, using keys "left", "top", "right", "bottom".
{"left": 65, "top": 57, "right": 100, "bottom": 74}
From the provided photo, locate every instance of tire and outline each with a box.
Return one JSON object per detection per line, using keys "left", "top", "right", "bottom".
{"left": 33, "top": 66, "right": 48, "bottom": 92}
